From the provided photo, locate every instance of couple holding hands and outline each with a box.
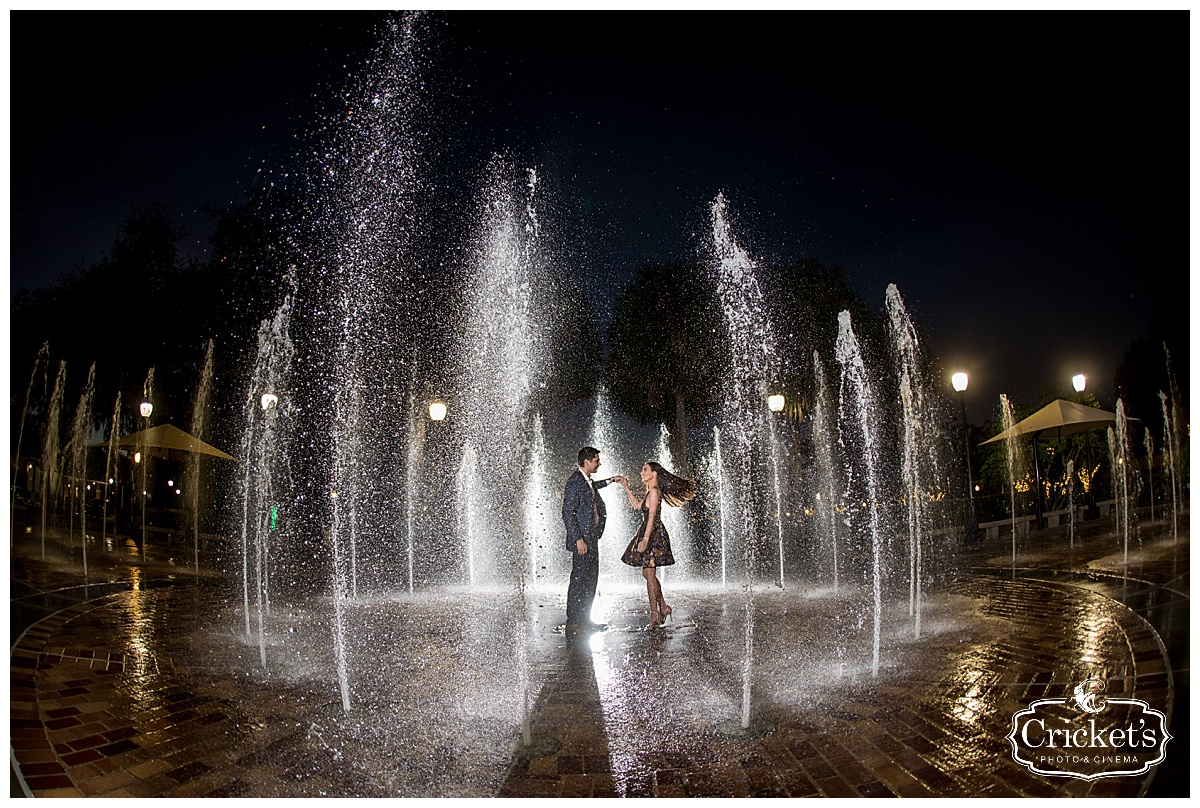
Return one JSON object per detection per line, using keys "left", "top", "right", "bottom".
{"left": 562, "top": 446, "right": 696, "bottom": 632}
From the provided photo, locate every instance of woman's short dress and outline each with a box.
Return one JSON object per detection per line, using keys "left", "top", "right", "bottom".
{"left": 621, "top": 500, "right": 675, "bottom": 568}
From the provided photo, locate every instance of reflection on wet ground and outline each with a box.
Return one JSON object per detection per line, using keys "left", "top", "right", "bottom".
{"left": 10, "top": 515, "right": 1189, "bottom": 797}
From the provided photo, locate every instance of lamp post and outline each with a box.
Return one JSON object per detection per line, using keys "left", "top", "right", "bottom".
{"left": 1072, "top": 374, "right": 1097, "bottom": 519}
{"left": 951, "top": 373, "right": 978, "bottom": 541}
{"left": 765, "top": 393, "right": 787, "bottom": 587}
{"left": 139, "top": 400, "right": 153, "bottom": 561}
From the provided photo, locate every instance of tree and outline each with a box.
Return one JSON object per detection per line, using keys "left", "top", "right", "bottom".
{"left": 10, "top": 204, "right": 203, "bottom": 429}
{"left": 1113, "top": 304, "right": 1189, "bottom": 442}
{"left": 605, "top": 261, "right": 727, "bottom": 472}
{"left": 760, "top": 258, "right": 882, "bottom": 418}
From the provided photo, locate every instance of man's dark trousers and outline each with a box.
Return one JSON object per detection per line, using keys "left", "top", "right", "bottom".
{"left": 566, "top": 546, "right": 599, "bottom": 625}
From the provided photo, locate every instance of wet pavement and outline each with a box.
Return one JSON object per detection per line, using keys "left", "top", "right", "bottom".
{"left": 10, "top": 513, "right": 1189, "bottom": 798}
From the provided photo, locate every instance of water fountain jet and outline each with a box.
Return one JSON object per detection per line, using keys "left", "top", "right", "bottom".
{"left": 40, "top": 361, "right": 67, "bottom": 560}
{"left": 12, "top": 341, "right": 49, "bottom": 546}
{"left": 834, "top": 311, "right": 884, "bottom": 677}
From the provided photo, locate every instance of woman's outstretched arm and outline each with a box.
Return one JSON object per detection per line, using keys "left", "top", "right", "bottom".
{"left": 619, "top": 476, "right": 644, "bottom": 510}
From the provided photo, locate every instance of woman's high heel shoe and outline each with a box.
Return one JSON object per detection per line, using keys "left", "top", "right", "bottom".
{"left": 660, "top": 604, "right": 672, "bottom": 618}
{"left": 648, "top": 610, "right": 664, "bottom": 629}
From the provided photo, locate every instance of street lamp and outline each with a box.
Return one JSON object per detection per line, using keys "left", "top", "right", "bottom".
{"left": 139, "top": 400, "right": 153, "bottom": 560}
{"left": 428, "top": 401, "right": 447, "bottom": 421}
{"left": 951, "top": 372, "right": 978, "bottom": 541}
{"left": 1072, "top": 374, "right": 1086, "bottom": 394}
{"left": 261, "top": 392, "right": 279, "bottom": 411}
{"left": 767, "top": 394, "right": 785, "bottom": 413}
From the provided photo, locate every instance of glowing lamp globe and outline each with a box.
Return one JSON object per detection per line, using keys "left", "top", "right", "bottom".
{"left": 951, "top": 372, "right": 968, "bottom": 393}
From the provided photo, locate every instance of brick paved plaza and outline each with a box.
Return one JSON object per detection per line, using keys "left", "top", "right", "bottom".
{"left": 11, "top": 512, "right": 1188, "bottom": 797}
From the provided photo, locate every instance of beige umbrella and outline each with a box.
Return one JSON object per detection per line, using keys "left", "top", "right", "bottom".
{"left": 981, "top": 398, "right": 1137, "bottom": 530}
{"left": 981, "top": 399, "right": 1126, "bottom": 444}
{"left": 98, "top": 423, "right": 237, "bottom": 461}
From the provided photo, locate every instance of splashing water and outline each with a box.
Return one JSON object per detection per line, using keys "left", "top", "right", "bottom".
{"left": 187, "top": 340, "right": 216, "bottom": 573}
{"left": 885, "top": 283, "right": 934, "bottom": 638}
{"left": 835, "top": 311, "right": 884, "bottom": 677}
{"left": 238, "top": 273, "right": 297, "bottom": 675}
{"left": 1159, "top": 390, "right": 1180, "bottom": 543}
{"left": 811, "top": 352, "right": 840, "bottom": 593}
{"left": 1164, "top": 343, "right": 1188, "bottom": 507}
{"left": 68, "top": 364, "right": 96, "bottom": 576}
{"left": 12, "top": 341, "right": 48, "bottom": 546}
{"left": 1108, "top": 400, "right": 1137, "bottom": 562}
{"left": 1143, "top": 431, "right": 1155, "bottom": 524}
{"left": 102, "top": 392, "right": 121, "bottom": 548}
{"left": 999, "top": 394, "right": 1023, "bottom": 568}
{"left": 455, "top": 160, "right": 547, "bottom": 585}
{"left": 706, "top": 194, "right": 779, "bottom": 726}
{"left": 592, "top": 386, "right": 636, "bottom": 585}
{"left": 656, "top": 423, "right": 690, "bottom": 578}
{"left": 711, "top": 426, "right": 731, "bottom": 588}
{"left": 41, "top": 361, "right": 66, "bottom": 559}
{"left": 457, "top": 444, "right": 482, "bottom": 587}
{"left": 524, "top": 414, "right": 554, "bottom": 588}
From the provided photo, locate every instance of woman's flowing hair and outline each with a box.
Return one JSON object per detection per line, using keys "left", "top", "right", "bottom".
{"left": 647, "top": 461, "right": 697, "bottom": 507}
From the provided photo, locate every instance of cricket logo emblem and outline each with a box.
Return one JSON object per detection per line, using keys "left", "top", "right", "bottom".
{"left": 1008, "top": 677, "right": 1171, "bottom": 780}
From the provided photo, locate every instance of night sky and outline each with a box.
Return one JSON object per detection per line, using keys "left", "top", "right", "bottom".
{"left": 8, "top": 10, "right": 1191, "bottom": 422}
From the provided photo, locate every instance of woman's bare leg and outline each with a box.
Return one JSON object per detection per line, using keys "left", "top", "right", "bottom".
{"left": 644, "top": 568, "right": 664, "bottom": 627}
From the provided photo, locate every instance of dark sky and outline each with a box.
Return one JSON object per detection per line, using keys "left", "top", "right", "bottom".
{"left": 9, "top": 10, "right": 1190, "bottom": 422}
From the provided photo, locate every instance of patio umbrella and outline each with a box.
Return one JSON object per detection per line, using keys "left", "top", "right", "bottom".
{"left": 981, "top": 399, "right": 1137, "bottom": 529}
{"left": 981, "top": 399, "right": 1127, "bottom": 444}
{"left": 97, "top": 423, "right": 237, "bottom": 462}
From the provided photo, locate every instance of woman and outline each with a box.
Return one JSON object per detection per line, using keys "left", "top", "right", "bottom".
{"left": 619, "top": 461, "right": 697, "bottom": 628}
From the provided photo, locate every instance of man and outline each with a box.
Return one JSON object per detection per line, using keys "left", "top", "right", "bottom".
{"left": 562, "top": 446, "right": 624, "bottom": 632}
